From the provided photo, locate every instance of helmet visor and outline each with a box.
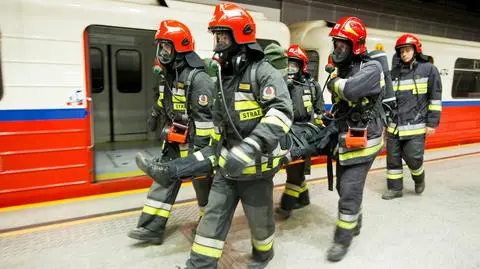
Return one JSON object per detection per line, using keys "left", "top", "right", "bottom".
{"left": 156, "top": 40, "right": 175, "bottom": 64}
{"left": 288, "top": 61, "right": 300, "bottom": 75}
{"left": 212, "top": 30, "right": 233, "bottom": 52}
{"left": 332, "top": 39, "right": 352, "bottom": 64}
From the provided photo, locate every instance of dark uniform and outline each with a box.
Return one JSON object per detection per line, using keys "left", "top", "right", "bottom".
{"left": 278, "top": 44, "right": 325, "bottom": 218}
{"left": 326, "top": 16, "right": 385, "bottom": 262}
{"left": 383, "top": 34, "right": 442, "bottom": 199}
{"left": 185, "top": 3, "right": 293, "bottom": 269}
{"left": 128, "top": 20, "right": 215, "bottom": 244}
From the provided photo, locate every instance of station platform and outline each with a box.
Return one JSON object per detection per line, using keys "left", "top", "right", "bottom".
{"left": 1, "top": 143, "right": 480, "bottom": 269}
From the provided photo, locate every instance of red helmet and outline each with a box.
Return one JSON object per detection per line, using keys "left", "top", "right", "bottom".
{"left": 208, "top": 2, "right": 256, "bottom": 44}
{"left": 287, "top": 44, "right": 309, "bottom": 73}
{"left": 395, "top": 33, "right": 422, "bottom": 54}
{"left": 155, "top": 20, "right": 194, "bottom": 53}
{"left": 329, "top": 16, "right": 367, "bottom": 55}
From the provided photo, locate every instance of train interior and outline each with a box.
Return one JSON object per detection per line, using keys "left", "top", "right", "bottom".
{"left": 87, "top": 25, "right": 162, "bottom": 182}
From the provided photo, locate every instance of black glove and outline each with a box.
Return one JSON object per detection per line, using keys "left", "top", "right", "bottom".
{"left": 147, "top": 111, "right": 158, "bottom": 132}
{"left": 224, "top": 142, "right": 257, "bottom": 178}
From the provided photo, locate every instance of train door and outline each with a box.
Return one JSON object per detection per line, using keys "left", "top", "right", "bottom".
{"left": 86, "top": 25, "right": 158, "bottom": 181}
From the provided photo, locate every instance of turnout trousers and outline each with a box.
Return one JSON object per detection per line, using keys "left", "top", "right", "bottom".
{"left": 185, "top": 172, "right": 276, "bottom": 269}
{"left": 333, "top": 158, "right": 375, "bottom": 246}
{"left": 280, "top": 162, "right": 309, "bottom": 211}
{"left": 137, "top": 143, "right": 212, "bottom": 232}
{"left": 385, "top": 134, "right": 425, "bottom": 191}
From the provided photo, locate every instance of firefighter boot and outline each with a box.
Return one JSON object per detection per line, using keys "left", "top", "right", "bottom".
{"left": 293, "top": 188, "right": 310, "bottom": 210}
{"left": 275, "top": 194, "right": 297, "bottom": 219}
{"left": 127, "top": 227, "right": 164, "bottom": 245}
{"left": 415, "top": 181, "right": 425, "bottom": 194}
{"left": 326, "top": 243, "right": 349, "bottom": 262}
{"left": 381, "top": 189, "right": 403, "bottom": 200}
{"left": 248, "top": 248, "right": 274, "bottom": 269}
{"left": 135, "top": 153, "right": 174, "bottom": 187}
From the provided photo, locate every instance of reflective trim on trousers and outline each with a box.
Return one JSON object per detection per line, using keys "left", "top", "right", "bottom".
{"left": 252, "top": 233, "right": 274, "bottom": 252}
{"left": 191, "top": 234, "right": 224, "bottom": 259}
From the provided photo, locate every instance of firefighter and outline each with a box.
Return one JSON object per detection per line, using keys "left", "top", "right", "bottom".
{"left": 127, "top": 20, "right": 215, "bottom": 245}
{"left": 276, "top": 44, "right": 325, "bottom": 219}
{"left": 382, "top": 34, "right": 442, "bottom": 200}
{"left": 183, "top": 3, "right": 293, "bottom": 269}
{"left": 325, "top": 16, "right": 385, "bottom": 261}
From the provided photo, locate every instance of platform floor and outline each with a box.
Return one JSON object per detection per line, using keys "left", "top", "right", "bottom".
{"left": 1, "top": 144, "right": 480, "bottom": 269}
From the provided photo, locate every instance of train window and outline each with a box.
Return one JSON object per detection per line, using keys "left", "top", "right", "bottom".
{"left": 452, "top": 58, "right": 480, "bottom": 98}
{"left": 306, "top": 50, "right": 319, "bottom": 81}
{"left": 89, "top": 48, "right": 104, "bottom": 93}
{"left": 116, "top": 49, "right": 142, "bottom": 93}
{"left": 257, "top": 39, "right": 280, "bottom": 50}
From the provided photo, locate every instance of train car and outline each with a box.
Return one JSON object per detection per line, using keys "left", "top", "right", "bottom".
{"left": 0, "top": 0, "right": 290, "bottom": 207}
{"left": 289, "top": 20, "right": 480, "bottom": 149}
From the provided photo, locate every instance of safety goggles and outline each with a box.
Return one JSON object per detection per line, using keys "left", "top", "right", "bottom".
{"left": 156, "top": 40, "right": 175, "bottom": 64}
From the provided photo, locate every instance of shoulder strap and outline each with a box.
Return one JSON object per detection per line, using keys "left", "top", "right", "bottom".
{"left": 249, "top": 60, "right": 264, "bottom": 102}
{"left": 184, "top": 68, "right": 201, "bottom": 113}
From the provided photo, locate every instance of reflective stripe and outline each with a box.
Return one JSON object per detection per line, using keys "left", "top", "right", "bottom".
{"left": 370, "top": 52, "right": 387, "bottom": 58}
{"left": 397, "top": 124, "right": 426, "bottom": 137}
{"left": 198, "top": 207, "right": 205, "bottom": 217}
{"left": 303, "top": 101, "right": 313, "bottom": 108}
{"left": 174, "top": 103, "right": 186, "bottom": 110}
{"left": 252, "top": 233, "right": 274, "bottom": 252}
{"left": 172, "top": 95, "right": 186, "bottom": 102}
{"left": 157, "top": 98, "right": 163, "bottom": 108}
{"left": 333, "top": 79, "right": 347, "bottom": 100}
{"left": 339, "top": 213, "right": 359, "bottom": 222}
{"left": 430, "top": 100, "right": 442, "bottom": 105}
{"left": 242, "top": 157, "right": 282, "bottom": 174}
{"left": 180, "top": 150, "right": 188, "bottom": 158}
{"left": 179, "top": 144, "right": 189, "bottom": 158}
{"left": 262, "top": 108, "right": 292, "bottom": 130}
{"left": 387, "top": 169, "right": 403, "bottom": 179}
{"left": 195, "top": 235, "right": 225, "bottom": 249}
{"left": 232, "top": 146, "right": 253, "bottom": 163}
{"left": 172, "top": 88, "right": 185, "bottom": 95}
{"left": 145, "top": 199, "right": 172, "bottom": 211}
{"left": 314, "top": 118, "right": 323, "bottom": 125}
{"left": 336, "top": 219, "right": 357, "bottom": 230}
{"left": 410, "top": 165, "right": 424, "bottom": 176}
{"left": 261, "top": 117, "right": 289, "bottom": 133}
{"left": 285, "top": 183, "right": 302, "bottom": 192}
{"left": 383, "top": 97, "right": 396, "bottom": 103}
{"left": 393, "top": 78, "right": 428, "bottom": 85}
{"left": 195, "top": 121, "right": 215, "bottom": 129}
{"left": 428, "top": 104, "right": 442, "bottom": 111}
{"left": 193, "top": 151, "right": 204, "bottom": 161}
{"left": 302, "top": 95, "right": 311, "bottom": 101}
{"left": 244, "top": 137, "right": 261, "bottom": 151}
{"left": 196, "top": 128, "right": 213, "bottom": 137}
{"left": 239, "top": 108, "right": 263, "bottom": 121}
{"left": 239, "top": 83, "right": 251, "bottom": 90}
{"left": 142, "top": 205, "right": 170, "bottom": 218}
{"left": 284, "top": 189, "right": 299, "bottom": 198}
{"left": 299, "top": 184, "right": 308, "bottom": 193}
{"left": 397, "top": 123, "right": 426, "bottom": 131}
{"left": 339, "top": 137, "right": 384, "bottom": 161}
{"left": 235, "top": 92, "right": 255, "bottom": 101}
{"left": 235, "top": 100, "right": 260, "bottom": 110}
{"left": 192, "top": 243, "right": 223, "bottom": 258}
{"left": 338, "top": 136, "right": 383, "bottom": 154}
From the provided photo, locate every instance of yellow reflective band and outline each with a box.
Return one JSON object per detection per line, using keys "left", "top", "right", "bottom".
{"left": 428, "top": 104, "right": 442, "bottom": 111}
{"left": 252, "top": 240, "right": 273, "bottom": 252}
{"left": 177, "top": 82, "right": 185, "bottom": 89}
{"left": 339, "top": 139, "right": 384, "bottom": 162}
{"left": 218, "top": 156, "right": 226, "bottom": 167}
{"left": 239, "top": 83, "right": 251, "bottom": 90}
{"left": 159, "top": 92, "right": 164, "bottom": 99}
{"left": 387, "top": 127, "right": 398, "bottom": 135}
{"left": 142, "top": 205, "right": 170, "bottom": 218}
{"left": 399, "top": 128, "right": 426, "bottom": 137}
{"left": 191, "top": 243, "right": 223, "bottom": 258}
{"left": 395, "top": 83, "right": 428, "bottom": 94}
{"left": 235, "top": 101, "right": 260, "bottom": 110}
{"left": 239, "top": 108, "right": 263, "bottom": 121}
{"left": 315, "top": 118, "right": 323, "bottom": 125}
{"left": 212, "top": 132, "right": 221, "bottom": 141}
{"left": 199, "top": 210, "right": 205, "bottom": 217}
{"left": 299, "top": 184, "right": 308, "bottom": 193}
{"left": 260, "top": 116, "right": 289, "bottom": 133}
{"left": 242, "top": 157, "right": 282, "bottom": 174}
{"left": 306, "top": 106, "right": 313, "bottom": 112}
{"left": 410, "top": 166, "right": 424, "bottom": 176}
{"left": 380, "top": 79, "right": 385, "bottom": 88}
{"left": 304, "top": 101, "right": 313, "bottom": 108}
{"left": 196, "top": 128, "right": 214, "bottom": 137}
{"left": 387, "top": 174, "right": 403, "bottom": 180}
{"left": 334, "top": 80, "right": 345, "bottom": 100}
{"left": 180, "top": 150, "right": 189, "bottom": 158}
{"left": 172, "top": 95, "right": 186, "bottom": 102}
{"left": 157, "top": 99, "right": 163, "bottom": 108}
{"left": 336, "top": 220, "right": 357, "bottom": 230}
{"left": 174, "top": 103, "right": 185, "bottom": 111}
{"left": 284, "top": 189, "right": 299, "bottom": 198}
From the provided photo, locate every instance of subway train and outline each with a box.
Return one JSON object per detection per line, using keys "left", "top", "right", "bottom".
{"left": 0, "top": 0, "right": 479, "bottom": 207}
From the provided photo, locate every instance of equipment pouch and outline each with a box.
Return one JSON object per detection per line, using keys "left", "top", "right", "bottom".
{"left": 345, "top": 127, "right": 367, "bottom": 149}
{"left": 166, "top": 122, "right": 189, "bottom": 144}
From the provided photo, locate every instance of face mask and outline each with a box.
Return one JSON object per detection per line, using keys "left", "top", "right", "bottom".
{"left": 156, "top": 40, "right": 175, "bottom": 65}
{"left": 213, "top": 30, "right": 233, "bottom": 52}
{"left": 331, "top": 39, "right": 352, "bottom": 65}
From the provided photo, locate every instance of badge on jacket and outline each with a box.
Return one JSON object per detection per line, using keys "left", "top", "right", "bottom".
{"left": 198, "top": 94, "right": 209, "bottom": 106}
{"left": 262, "top": 86, "right": 276, "bottom": 100}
